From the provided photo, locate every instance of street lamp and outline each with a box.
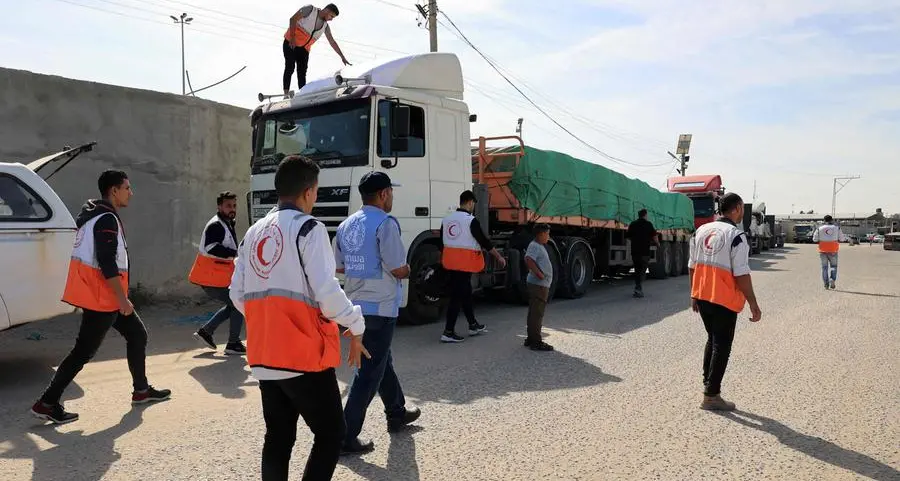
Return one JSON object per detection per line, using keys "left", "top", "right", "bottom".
{"left": 171, "top": 13, "right": 193, "bottom": 95}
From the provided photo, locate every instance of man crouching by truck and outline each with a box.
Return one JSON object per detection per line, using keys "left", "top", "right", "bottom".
{"left": 31, "top": 170, "right": 171, "bottom": 425}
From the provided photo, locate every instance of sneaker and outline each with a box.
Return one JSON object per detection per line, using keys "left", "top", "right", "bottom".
{"left": 700, "top": 394, "right": 736, "bottom": 411}
{"left": 440, "top": 331, "right": 465, "bottom": 343}
{"left": 340, "top": 438, "right": 375, "bottom": 456}
{"left": 529, "top": 341, "right": 554, "bottom": 352}
{"left": 633, "top": 290, "right": 644, "bottom": 298}
{"left": 224, "top": 341, "right": 247, "bottom": 356}
{"left": 31, "top": 401, "right": 79, "bottom": 424}
{"left": 829, "top": 280, "right": 836, "bottom": 290}
{"left": 193, "top": 330, "right": 216, "bottom": 350}
{"left": 524, "top": 338, "right": 534, "bottom": 347}
{"left": 468, "top": 323, "right": 487, "bottom": 336}
{"left": 132, "top": 386, "right": 172, "bottom": 405}
{"left": 387, "top": 406, "right": 421, "bottom": 433}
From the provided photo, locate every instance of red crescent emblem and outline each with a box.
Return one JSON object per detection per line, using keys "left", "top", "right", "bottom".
{"left": 704, "top": 233, "right": 715, "bottom": 249}
{"left": 256, "top": 237, "right": 271, "bottom": 266}
{"left": 448, "top": 224, "right": 459, "bottom": 237}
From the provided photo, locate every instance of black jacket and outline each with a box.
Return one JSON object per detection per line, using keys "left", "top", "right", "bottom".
{"left": 75, "top": 199, "right": 126, "bottom": 280}
{"left": 204, "top": 213, "right": 238, "bottom": 258}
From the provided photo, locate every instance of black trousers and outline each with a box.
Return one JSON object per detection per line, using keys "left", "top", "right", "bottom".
{"left": 445, "top": 270, "right": 477, "bottom": 332}
{"left": 697, "top": 299, "right": 738, "bottom": 396}
{"left": 633, "top": 254, "right": 649, "bottom": 290}
{"left": 40, "top": 309, "right": 149, "bottom": 405}
{"left": 259, "top": 369, "right": 345, "bottom": 481}
{"left": 283, "top": 40, "right": 311, "bottom": 91}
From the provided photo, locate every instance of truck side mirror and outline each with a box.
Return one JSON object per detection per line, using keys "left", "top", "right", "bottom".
{"left": 390, "top": 104, "right": 411, "bottom": 153}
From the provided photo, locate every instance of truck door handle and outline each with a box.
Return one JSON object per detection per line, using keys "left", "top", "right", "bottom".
{"left": 415, "top": 207, "right": 429, "bottom": 217}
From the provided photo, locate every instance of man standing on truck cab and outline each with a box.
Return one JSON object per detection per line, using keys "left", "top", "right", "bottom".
{"left": 812, "top": 215, "right": 841, "bottom": 290}
{"left": 626, "top": 209, "right": 659, "bottom": 298}
{"left": 335, "top": 172, "right": 421, "bottom": 455}
{"left": 524, "top": 224, "right": 554, "bottom": 351}
{"left": 31, "top": 170, "right": 171, "bottom": 425}
{"left": 688, "top": 193, "right": 761, "bottom": 411}
{"left": 189, "top": 191, "right": 246, "bottom": 355}
{"left": 230, "top": 155, "right": 369, "bottom": 480}
{"left": 283, "top": 3, "right": 351, "bottom": 98}
{"left": 440, "top": 190, "right": 506, "bottom": 343}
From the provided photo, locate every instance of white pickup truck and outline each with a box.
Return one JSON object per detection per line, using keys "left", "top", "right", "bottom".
{"left": 0, "top": 143, "right": 96, "bottom": 332}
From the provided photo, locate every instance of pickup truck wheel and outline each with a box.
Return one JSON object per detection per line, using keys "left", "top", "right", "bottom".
{"left": 559, "top": 242, "right": 594, "bottom": 299}
{"left": 648, "top": 243, "right": 671, "bottom": 279}
{"left": 400, "top": 243, "right": 447, "bottom": 325}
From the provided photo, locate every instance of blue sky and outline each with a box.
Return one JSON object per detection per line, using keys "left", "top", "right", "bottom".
{"left": 1, "top": 0, "right": 899, "bottom": 214}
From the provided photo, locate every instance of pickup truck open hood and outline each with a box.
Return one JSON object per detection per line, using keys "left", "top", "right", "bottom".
{"left": 26, "top": 142, "right": 97, "bottom": 180}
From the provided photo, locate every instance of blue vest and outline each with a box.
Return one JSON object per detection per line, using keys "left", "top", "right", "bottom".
{"left": 337, "top": 206, "right": 402, "bottom": 317}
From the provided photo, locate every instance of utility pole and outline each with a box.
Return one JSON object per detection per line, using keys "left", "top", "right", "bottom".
{"left": 170, "top": 13, "right": 193, "bottom": 95}
{"left": 668, "top": 133, "right": 692, "bottom": 176}
{"left": 831, "top": 175, "right": 860, "bottom": 217}
{"left": 416, "top": 1, "right": 438, "bottom": 52}
{"left": 515, "top": 118, "right": 524, "bottom": 142}
{"left": 753, "top": 180, "right": 757, "bottom": 202}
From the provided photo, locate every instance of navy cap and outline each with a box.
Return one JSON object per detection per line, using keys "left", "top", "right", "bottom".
{"left": 358, "top": 171, "right": 401, "bottom": 195}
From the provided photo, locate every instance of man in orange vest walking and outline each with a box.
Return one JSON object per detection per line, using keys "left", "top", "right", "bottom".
{"left": 31, "top": 170, "right": 171, "bottom": 424}
{"left": 440, "top": 190, "right": 506, "bottom": 343}
{"left": 283, "top": 3, "right": 351, "bottom": 98}
{"left": 189, "top": 191, "right": 246, "bottom": 355}
{"left": 230, "top": 155, "right": 369, "bottom": 481}
{"left": 812, "top": 215, "right": 841, "bottom": 290}
{"left": 688, "top": 193, "right": 761, "bottom": 411}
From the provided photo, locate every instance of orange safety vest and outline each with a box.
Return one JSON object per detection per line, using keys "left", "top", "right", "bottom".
{"left": 689, "top": 220, "right": 748, "bottom": 313}
{"left": 441, "top": 210, "right": 485, "bottom": 273}
{"left": 62, "top": 212, "right": 129, "bottom": 312}
{"left": 815, "top": 224, "right": 840, "bottom": 253}
{"left": 237, "top": 207, "right": 340, "bottom": 373}
{"left": 284, "top": 8, "right": 326, "bottom": 52}
{"left": 188, "top": 215, "right": 237, "bottom": 288}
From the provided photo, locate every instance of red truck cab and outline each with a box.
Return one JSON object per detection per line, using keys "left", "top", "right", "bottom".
{"left": 667, "top": 175, "right": 725, "bottom": 229}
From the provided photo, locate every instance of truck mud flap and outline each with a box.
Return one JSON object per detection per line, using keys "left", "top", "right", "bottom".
{"left": 507, "top": 248, "right": 522, "bottom": 288}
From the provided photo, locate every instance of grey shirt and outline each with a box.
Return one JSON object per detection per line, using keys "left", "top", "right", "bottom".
{"left": 525, "top": 241, "right": 552, "bottom": 287}
{"left": 334, "top": 207, "right": 407, "bottom": 318}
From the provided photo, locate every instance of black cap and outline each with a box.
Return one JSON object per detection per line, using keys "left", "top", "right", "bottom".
{"left": 460, "top": 190, "right": 477, "bottom": 204}
{"left": 358, "top": 171, "right": 401, "bottom": 195}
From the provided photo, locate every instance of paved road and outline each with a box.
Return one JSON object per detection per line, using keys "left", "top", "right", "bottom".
{"left": 1, "top": 244, "right": 898, "bottom": 481}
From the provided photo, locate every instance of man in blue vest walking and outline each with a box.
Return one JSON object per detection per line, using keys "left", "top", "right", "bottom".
{"left": 336, "top": 172, "right": 421, "bottom": 455}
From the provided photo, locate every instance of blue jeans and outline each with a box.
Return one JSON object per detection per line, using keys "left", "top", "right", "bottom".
{"left": 820, "top": 253, "right": 838, "bottom": 285}
{"left": 343, "top": 315, "right": 406, "bottom": 442}
{"left": 200, "top": 287, "right": 244, "bottom": 344}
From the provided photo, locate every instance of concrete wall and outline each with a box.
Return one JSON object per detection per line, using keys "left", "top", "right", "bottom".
{"left": 0, "top": 67, "right": 251, "bottom": 299}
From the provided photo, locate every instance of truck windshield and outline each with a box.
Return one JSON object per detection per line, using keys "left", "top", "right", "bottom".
{"left": 253, "top": 98, "right": 371, "bottom": 174}
{"left": 692, "top": 196, "right": 715, "bottom": 218}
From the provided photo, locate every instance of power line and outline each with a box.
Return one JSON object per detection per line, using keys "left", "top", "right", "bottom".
{"left": 362, "top": 0, "right": 418, "bottom": 13}
{"left": 439, "top": 11, "right": 672, "bottom": 168}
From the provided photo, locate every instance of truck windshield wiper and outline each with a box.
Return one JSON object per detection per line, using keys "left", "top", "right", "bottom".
{"left": 300, "top": 148, "right": 344, "bottom": 159}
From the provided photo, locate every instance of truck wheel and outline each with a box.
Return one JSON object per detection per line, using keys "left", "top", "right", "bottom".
{"left": 648, "top": 243, "right": 670, "bottom": 279}
{"left": 547, "top": 242, "right": 562, "bottom": 300}
{"left": 559, "top": 241, "right": 594, "bottom": 299}
{"left": 669, "top": 241, "right": 683, "bottom": 277}
{"left": 400, "top": 243, "right": 447, "bottom": 325}
{"left": 681, "top": 241, "right": 690, "bottom": 275}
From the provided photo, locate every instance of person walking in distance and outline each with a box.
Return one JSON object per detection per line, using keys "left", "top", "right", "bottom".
{"left": 230, "top": 155, "right": 370, "bottom": 481}
{"left": 283, "top": 3, "right": 351, "bottom": 98}
{"left": 31, "top": 171, "right": 171, "bottom": 424}
{"left": 189, "top": 191, "right": 246, "bottom": 355}
{"left": 440, "top": 190, "right": 507, "bottom": 343}
{"left": 335, "top": 172, "right": 421, "bottom": 455}
{"left": 523, "top": 224, "right": 554, "bottom": 351}
{"left": 688, "top": 193, "right": 761, "bottom": 411}
{"left": 812, "top": 215, "right": 841, "bottom": 290}
{"left": 626, "top": 208, "right": 659, "bottom": 298}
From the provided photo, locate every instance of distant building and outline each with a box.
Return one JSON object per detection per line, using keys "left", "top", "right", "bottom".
{"left": 775, "top": 209, "right": 897, "bottom": 240}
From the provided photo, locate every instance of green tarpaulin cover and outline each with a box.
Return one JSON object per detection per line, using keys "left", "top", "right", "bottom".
{"left": 505, "top": 146, "right": 694, "bottom": 230}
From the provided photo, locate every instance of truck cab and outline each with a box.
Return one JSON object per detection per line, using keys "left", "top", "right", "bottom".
{"left": 0, "top": 145, "right": 90, "bottom": 331}
{"left": 666, "top": 175, "right": 724, "bottom": 228}
{"left": 248, "top": 54, "right": 473, "bottom": 323}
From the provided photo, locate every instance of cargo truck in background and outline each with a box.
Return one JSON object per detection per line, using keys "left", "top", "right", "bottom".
{"left": 749, "top": 202, "right": 772, "bottom": 253}
{"left": 248, "top": 53, "right": 695, "bottom": 325}
{"left": 666, "top": 174, "right": 724, "bottom": 229}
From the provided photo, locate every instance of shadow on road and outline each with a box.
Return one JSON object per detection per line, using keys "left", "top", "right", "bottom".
{"left": 340, "top": 425, "right": 422, "bottom": 481}
{"left": 187, "top": 353, "right": 256, "bottom": 399}
{"left": 833, "top": 290, "right": 900, "bottom": 299}
{"left": 1, "top": 404, "right": 154, "bottom": 481}
{"left": 749, "top": 257, "right": 788, "bottom": 272}
{"left": 722, "top": 410, "right": 900, "bottom": 481}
